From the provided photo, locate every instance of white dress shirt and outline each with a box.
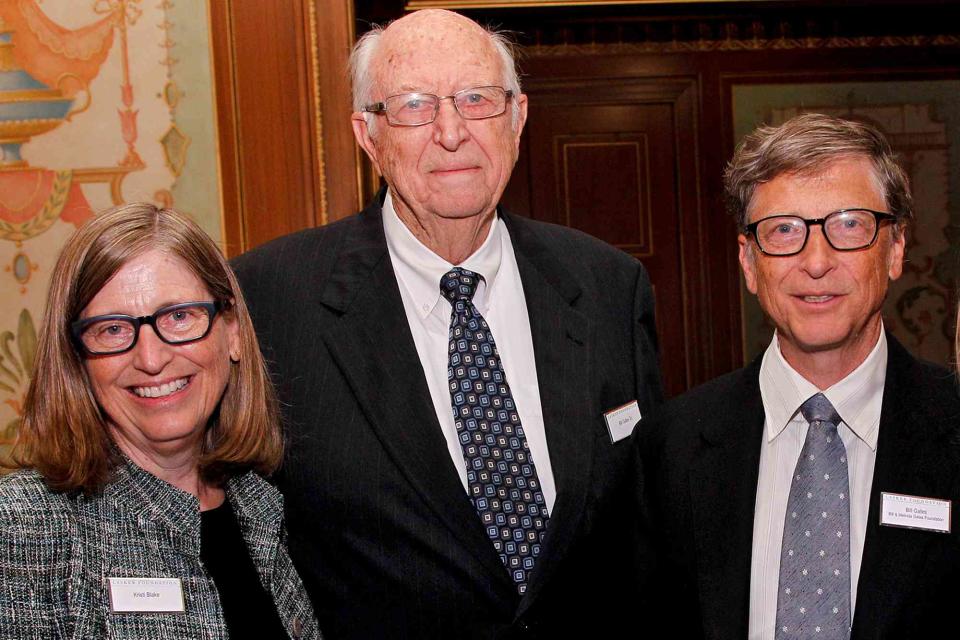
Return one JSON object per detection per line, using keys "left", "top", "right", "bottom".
{"left": 749, "top": 330, "right": 886, "bottom": 640}
{"left": 381, "top": 192, "right": 556, "bottom": 514}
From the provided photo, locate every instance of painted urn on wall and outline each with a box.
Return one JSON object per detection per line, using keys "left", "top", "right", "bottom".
{"left": 0, "top": 16, "right": 80, "bottom": 169}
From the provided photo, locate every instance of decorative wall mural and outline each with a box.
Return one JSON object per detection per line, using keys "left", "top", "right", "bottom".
{"left": 0, "top": 0, "right": 221, "bottom": 453}
{"left": 733, "top": 80, "right": 960, "bottom": 368}
{"left": 0, "top": 308, "right": 34, "bottom": 441}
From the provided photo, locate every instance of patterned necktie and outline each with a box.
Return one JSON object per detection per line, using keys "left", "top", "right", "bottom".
{"left": 776, "top": 393, "right": 851, "bottom": 639}
{"left": 441, "top": 266, "right": 549, "bottom": 595}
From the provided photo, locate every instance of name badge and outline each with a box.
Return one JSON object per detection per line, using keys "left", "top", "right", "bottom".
{"left": 603, "top": 400, "right": 642, "bottom": 444}
{"left": 880, "top": 492, "right": 951, "bottom": 534}
{"left": 108, "top": 577, "right": 185, "bottom": 613}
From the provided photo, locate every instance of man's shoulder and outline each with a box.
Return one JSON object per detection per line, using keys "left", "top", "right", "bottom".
{"left": 673, "top": 362, "right": 757, "bottom": 412}
{"left": 506, "top": 211, "right": 637, "bottom": 267}
{"left": 886, "top": 334, "right": 960, "bottom": 403}
{"left": 231, "top": 212, "right": 364, "bottom": 277}
{"left": 890, "top": 347, "right": 960, "bottom": 422}
{"left": 503, "top": 211, "right": 645, "bottom": 303}
{"left": 642, "top": 363, "right": 759, "bottom": 446}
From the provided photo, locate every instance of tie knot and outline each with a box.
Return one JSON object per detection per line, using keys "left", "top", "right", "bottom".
{"left": 799, "top": 393, "right": 841, "bottom": 426}
{"left": 440, "top": 267, "right": 482, "bottom": 303}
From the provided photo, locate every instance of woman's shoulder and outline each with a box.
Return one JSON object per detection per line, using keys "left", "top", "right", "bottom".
{"left": 0, "top": 471, "right": 80, "bottom": 638}
{"left": 0, "top": 469, "right": 75, "bottom": 529}
{"left": 226, "top": 471, "right": 284, "bottom": 522}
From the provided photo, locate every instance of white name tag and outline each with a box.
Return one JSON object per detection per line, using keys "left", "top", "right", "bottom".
{"left": 880, "top": 492, "right": 952, "bottom": 534}
{"left": 108, "top": 577, "right": 185, "bottom": 613}
{"left": 603, "top": 400, "right": 642, "bottom": 443}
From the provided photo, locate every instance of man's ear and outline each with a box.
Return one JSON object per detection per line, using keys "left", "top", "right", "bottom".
{"left": 738, "top": 234, "right": 759, "bottom": 294}
{"left": 352, "top": 113, "right": 383, "bottom": 175}
{"left": 513, "top": 93, "right": 528, "bottom": 150}
{"left": 887, "top": 226, "right": 906, "bottom": 281}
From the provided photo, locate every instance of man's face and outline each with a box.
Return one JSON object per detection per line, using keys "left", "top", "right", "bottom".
{"left": 738, "top": 156, "right": 905, "bottom": 364}
{"left": 352, "top": 12, "right": 527, "bottom": 225}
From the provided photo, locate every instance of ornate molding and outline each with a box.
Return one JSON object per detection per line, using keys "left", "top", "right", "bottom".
{"left": 509, "top": 13, "right": 960, "bottom": 56}
{"left": 307, "top": 0, "right": 328, "bottom": 226}
{"left": 407, "top": 0, "right": 734, "bottom": 8}
{"left": 527, "top": 33, "right": 960, "bottom": 56}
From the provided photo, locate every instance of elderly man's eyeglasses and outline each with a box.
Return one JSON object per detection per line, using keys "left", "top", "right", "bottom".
{"left": 362, "top": 86, "right": 513, "bottom": 127}
{"left": 71, "top": 301, "right": 224, "bottom": 356}
{"left": 744, "top": 208, "right": 898, "bottom": 256}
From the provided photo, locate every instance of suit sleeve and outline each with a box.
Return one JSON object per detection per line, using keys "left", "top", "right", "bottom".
{"left": 633, "top": 261, "right": 664, "bottom": 409}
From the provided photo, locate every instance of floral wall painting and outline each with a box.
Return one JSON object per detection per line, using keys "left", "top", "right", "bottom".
{"left": 0, "top": 0, "right": 222, "bottom": 453}
{"left": 733, "top": 80, "right": 960, "bottom": 368}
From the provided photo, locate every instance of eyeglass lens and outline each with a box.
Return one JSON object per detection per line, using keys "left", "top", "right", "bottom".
{"left": 77, "top": 303, "right": 214, "bottom": 354}
{"left": 384, "top": 86, "right": 508, "bottom": 125}
{"left": 755, "top": 210, "right": 880, "bottom": 255}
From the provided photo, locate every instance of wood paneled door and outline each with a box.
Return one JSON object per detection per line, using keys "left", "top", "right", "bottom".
{"left": 502, "top": 77, "right": 707, "bottom": 397}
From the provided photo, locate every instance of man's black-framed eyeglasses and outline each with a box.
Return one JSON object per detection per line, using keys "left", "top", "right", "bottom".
{"left": 362, "top": 86, "right": 513, "bottom": 127}
{"left": 744, "top": 208, "right": 898, "bottom": 257}
{"left": 71, "top": 301, "right": 224, "bottom": 356}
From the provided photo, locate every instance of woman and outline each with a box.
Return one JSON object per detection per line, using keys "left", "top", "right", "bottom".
{"left": 0, "top": 203, "right": 321, "bottom": 639}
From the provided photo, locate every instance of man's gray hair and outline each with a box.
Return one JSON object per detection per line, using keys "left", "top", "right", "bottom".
{"left": 724, "top": 113, "right": 913, "bottom": 235}
{"left": 348, "top": 21, "right": 523, "bottom": 130}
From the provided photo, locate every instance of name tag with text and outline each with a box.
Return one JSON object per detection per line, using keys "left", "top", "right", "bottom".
{"left": 880, "top": 492, "right": 951, "bottom": 534}
{"left": 108, "top": 577, "right": 185, "bottom": 613}
{"left": 604, "top": 400, "right": 642, "bottom": 443}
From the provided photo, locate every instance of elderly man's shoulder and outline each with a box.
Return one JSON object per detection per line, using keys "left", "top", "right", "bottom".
{"left": 0, "top": 469, "right": 75, "bottom": 535}
{"left": 508, "top": 212, "right": 638, "bottom": 268}
{"left": 231, "top": 213, "right": 361, "bottom": 281}
{"left": 505, "top": 213, "right": 647, "bottom": 302}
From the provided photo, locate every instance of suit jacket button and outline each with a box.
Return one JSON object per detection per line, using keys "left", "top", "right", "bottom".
{"left": 291, "top": 617, "right": 303, "bottom": 638}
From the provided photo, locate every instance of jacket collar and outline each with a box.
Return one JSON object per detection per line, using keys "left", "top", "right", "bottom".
{"left": 318, "top": 190, "right": 584, "bottom": 314}
{"left": 100, "top": 458, "right": 282, "bottom": 557}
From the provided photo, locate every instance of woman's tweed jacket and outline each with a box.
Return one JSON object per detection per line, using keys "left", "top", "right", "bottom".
{"left": 0, "top": 460, "right": 321, "bottom": 639}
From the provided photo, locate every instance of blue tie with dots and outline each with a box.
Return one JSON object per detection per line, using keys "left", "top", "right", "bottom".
{"left": 776, "top": 393, "right": 851, "bottom": 639}
{"left": 441, "top": 266, "right": 549, "bottom": 596}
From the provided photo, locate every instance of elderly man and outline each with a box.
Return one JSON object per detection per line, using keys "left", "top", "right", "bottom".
{"left": 233, "top": 9, "right": 661, "bottom": 639}
{"left": 639, "top": 113, "right": 960, "bottom": 639}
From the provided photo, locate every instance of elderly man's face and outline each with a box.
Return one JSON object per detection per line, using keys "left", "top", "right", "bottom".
{"left": 353, "top": 14, "right": 527, "bottom": 224}
{"left": 738, "top": 156, "right": 905, "bottom": 364}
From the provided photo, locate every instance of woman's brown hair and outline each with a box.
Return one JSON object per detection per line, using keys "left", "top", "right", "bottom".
{"left": 11, "top": 203, "right": 282, "bottom": 492}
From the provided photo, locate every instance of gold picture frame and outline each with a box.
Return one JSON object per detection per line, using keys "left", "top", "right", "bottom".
{"left": 406, "top": 0, "right": 753, "bottom": 10}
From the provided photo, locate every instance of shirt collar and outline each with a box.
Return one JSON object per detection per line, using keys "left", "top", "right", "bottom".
{"left": 382, "top": 190, "right": 502, "bottom": 318}
{"left": 758, "top": 328, "right": 887, "bottom": 450}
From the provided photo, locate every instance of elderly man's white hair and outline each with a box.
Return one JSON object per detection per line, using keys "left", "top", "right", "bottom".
{"left": 348, "top": 16, "right": 523, "bottom": 133}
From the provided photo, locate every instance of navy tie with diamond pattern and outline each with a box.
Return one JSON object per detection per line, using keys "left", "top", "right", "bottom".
{"left": 776, "top": 393, "right": 851, "bottom": 639}
{"left": 441, "top": 266, "right": 549, "bottom": 595}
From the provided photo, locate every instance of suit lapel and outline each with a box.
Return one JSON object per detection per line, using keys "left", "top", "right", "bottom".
{"left": 317, "top": 201, "right": 514, "bottom": 591}
{"left": 689, "top": 360, "right": 765, "bottom": 639}
{"left": 501, "top": 212, "right": 596, "bottom": 614}
{"left": 852, "top": 335, "right": 959, "bottom": 638}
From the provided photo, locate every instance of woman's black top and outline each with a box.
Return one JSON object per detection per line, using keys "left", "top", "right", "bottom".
{"left": 200, "top": 500, "right": 289, "bottom": 639}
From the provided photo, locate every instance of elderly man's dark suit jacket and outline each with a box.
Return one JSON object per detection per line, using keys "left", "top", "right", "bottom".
{"left": 232, "top": 195, "right": 662, "bottom": 639}
{"left": 638, "top": 333, "right": 960, "bottom": 639}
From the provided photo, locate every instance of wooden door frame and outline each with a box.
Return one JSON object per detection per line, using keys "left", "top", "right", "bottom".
{"left": 210, "top": 0, "right": 362, "bottom": 257}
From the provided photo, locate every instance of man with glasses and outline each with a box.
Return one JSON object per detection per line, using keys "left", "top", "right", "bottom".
{"left": 638, "top": 113, "right": 960, "bottom": 639}
{"left": 233, "top": 9, "right": 662, "bottom": 639}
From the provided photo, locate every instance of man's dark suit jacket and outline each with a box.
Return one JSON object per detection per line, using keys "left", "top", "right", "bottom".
{"left": 638, "top": 333, "right": 960, "bottom": 639}
{"left": 232, "top": 195, "right": 662, "bottom": 639}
